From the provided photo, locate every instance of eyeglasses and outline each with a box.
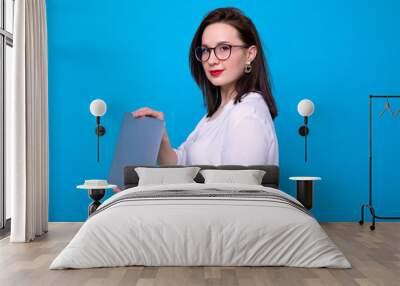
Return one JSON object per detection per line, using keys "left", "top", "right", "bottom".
{"left": 195, "top": 43, "right": 248, "bottom": 62}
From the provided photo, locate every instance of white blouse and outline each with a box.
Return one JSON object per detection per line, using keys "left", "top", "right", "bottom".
{"left": 173, "top": 92, "right": 279, "bottom": 166}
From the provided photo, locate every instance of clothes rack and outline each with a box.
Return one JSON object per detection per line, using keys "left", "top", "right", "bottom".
{"left": 359, "top": 95, "right": 400, "bottom": 230}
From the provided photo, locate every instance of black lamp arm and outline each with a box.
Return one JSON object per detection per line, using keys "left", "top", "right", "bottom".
{"left": 298, "top": 116, "right": 310, "bottom": 162}
{"left": 94, "top": 116, "right": 106, "bottom": 162}
{"left": 95, "top": 116, "right": 106, "bottom": 136}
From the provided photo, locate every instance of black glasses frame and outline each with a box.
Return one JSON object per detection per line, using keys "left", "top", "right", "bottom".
{"left": 195, "top": 43, "right": 248, "bottom": 62}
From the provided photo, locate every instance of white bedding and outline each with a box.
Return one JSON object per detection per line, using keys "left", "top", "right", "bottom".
{"left": 50, "top": 183, "right": 351, "bottom": 269}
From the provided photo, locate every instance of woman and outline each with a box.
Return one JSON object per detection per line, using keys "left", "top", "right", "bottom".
{"left": 133, "top": 7, "right": 279, "bottom": 166}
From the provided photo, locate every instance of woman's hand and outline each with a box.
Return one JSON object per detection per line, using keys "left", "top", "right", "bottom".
{"left": 131, "top": 107, "right": 177, "bottom": 165}
{"left": 132, "top": 107, "right": 168, "bottom": 143}
{"left": 132, "top": 107, "right": 164, "bottom": 121}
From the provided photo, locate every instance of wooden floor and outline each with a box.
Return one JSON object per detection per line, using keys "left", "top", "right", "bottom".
{"left": 0, "top": 222, "right": 399, "bottom": 286}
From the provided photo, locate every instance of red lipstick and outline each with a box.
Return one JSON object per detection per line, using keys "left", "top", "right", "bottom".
{"left": 209, "top": 69, "right": 224, "bottom": 77}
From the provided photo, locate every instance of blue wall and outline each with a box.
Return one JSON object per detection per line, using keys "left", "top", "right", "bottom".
{"left": 47, "top": 0, "right": 400, "bottom": 222}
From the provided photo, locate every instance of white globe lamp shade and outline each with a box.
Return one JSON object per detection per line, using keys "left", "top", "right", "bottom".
{"left": 297, "top": 99, "right": 315, "bottom": 117}
{"left": 90, "top": 99, "right": 107, "bottom": 117}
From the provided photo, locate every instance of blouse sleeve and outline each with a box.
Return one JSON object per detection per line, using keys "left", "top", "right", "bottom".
{"left": 221, "top": 113, "right": 278, "bottom": 166}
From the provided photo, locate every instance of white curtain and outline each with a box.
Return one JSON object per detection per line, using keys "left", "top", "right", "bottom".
{"left": 7, "top": 0, "right": 49, "bottom": 242}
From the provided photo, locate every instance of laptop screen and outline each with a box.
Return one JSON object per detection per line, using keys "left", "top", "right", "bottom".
{"left": 108, "top": 113, "right": 164, "bottom": 186}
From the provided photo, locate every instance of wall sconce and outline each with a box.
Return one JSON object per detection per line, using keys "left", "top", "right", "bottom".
{"left": 89, "top": 99, "right": 107, "bottom": 162}
{"left": 297, "top": 99, "right": 315, "bottom": 162}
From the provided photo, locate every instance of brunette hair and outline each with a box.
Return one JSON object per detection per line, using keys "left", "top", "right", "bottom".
{"left": 189, "top": 7, "right": 278, "bottom": 119}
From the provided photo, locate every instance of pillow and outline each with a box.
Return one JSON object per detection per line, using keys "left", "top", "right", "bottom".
{"left": 135, "top": 167, "right": 201, "bottom": 186}
{"left": 200, "top": 169, "right": 266, "bottom": 185}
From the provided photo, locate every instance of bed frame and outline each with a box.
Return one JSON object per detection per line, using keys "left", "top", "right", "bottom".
{"left": 122, "top": 165, "right": 279, "bottom": 190}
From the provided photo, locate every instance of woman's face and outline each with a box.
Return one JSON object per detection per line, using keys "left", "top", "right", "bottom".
{"left": 201, "top": 22, "right": 257, "bottom": 91}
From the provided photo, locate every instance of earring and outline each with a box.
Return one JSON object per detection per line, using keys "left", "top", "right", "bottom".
{"left": 244, "top": 63, "right": 252, "bottom": 74}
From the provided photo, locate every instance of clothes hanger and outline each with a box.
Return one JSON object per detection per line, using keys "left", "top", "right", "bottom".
{"left": 379, "top": 97, "right": 395, "bottom": 117}
{"left": 392, "top": 103, "right": 400, "bottom": 117}
{"left": 393, "top": 108, "right": 400, "bottom": 117}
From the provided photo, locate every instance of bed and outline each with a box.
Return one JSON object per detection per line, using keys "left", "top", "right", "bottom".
{"left": 50, "top": 165, "right": 351, "bottom": 269}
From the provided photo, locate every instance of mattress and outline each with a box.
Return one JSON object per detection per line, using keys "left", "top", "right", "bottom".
{"left": 50, "top": 183, "right": 351, "bottom": 269}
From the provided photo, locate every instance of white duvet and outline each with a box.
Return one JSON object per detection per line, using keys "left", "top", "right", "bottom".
{"left": 50, "top": 183, "right": 351, "bottom": 269}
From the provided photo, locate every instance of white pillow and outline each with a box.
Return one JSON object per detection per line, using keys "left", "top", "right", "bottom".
{"left": 200, "top": 169, "right": 266, "bottom": 185}
{"left": 135, "top": 167, "right": 201, "bottom": 186}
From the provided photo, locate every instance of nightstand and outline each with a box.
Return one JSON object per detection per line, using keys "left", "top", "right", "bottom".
{"left": 77, "top": 180, "right": 116, "bottom": 216}
{"left": 289, "top": 176, "right": 321, "bottom": 210}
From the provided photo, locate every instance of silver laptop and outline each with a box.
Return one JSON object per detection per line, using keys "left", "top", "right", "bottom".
{"left": 108, "top": 112, "right": 164, "bottom": 186}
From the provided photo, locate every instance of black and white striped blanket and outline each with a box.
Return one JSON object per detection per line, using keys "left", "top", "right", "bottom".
{"left": 91, "top": 189, "right": 311, "bottom": 218}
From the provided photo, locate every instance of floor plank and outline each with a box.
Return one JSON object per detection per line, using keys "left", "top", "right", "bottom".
{"left": 0, "top": 222, "right": 399, "bottom": 286}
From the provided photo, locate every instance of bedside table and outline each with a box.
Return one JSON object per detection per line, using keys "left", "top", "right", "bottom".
{"left": 77, "top": 180, "right": 117, "bottom": 216}
{"left": 289, "top": 176, "right": 321, "bottom": 210}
